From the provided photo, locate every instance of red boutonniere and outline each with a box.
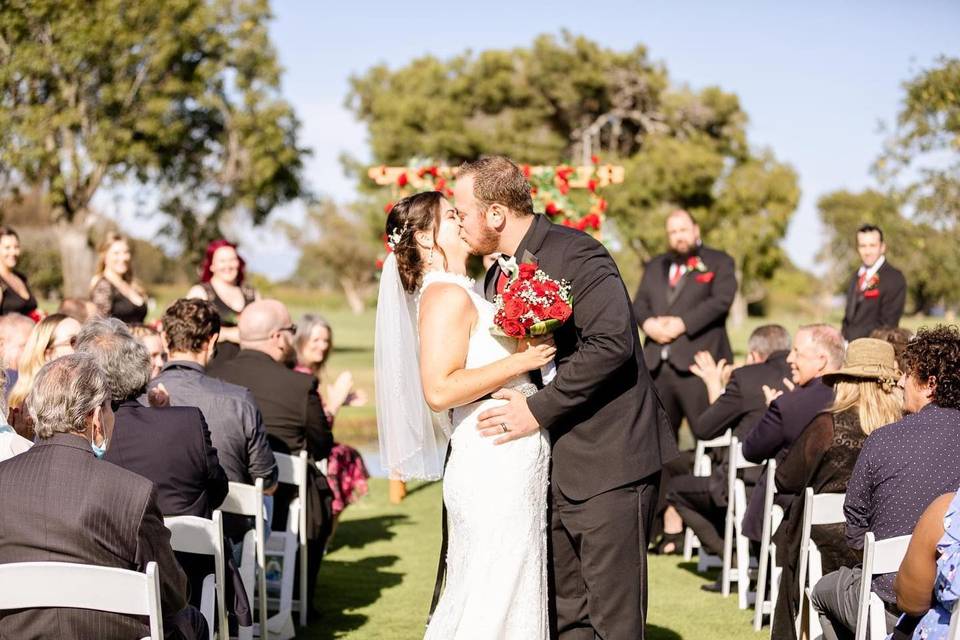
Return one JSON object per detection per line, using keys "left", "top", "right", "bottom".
{"left": 696, "top": 272, "right": 715, "bottom": 284}
{"left": 686, "top": 256, "right": 709, "bottom": 273}
{"left": 864, "top": 289, "right": 880, "bottom": 299}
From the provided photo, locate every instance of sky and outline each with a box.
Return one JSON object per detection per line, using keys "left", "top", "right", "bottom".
{"left": 111, "top": 1, "right": 960, "bottom": 279}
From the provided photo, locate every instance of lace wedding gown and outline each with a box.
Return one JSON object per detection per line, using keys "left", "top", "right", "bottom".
{"left": 421, "top": 271, "right": 551, "bottom": 640}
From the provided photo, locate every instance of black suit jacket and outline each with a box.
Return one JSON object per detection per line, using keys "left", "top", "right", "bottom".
{"left": 105, "top": 400, "right": 228, "bottom": 518}
{"left": 0, "top": 433, "right": 189, "bottom": 639}
{"left": 632, "top": 245, "right": 737, "bottom": 371}
{"left": 695, "top": 351, "right": 792, "bottom": 505}
{"left": 841, "top": 260, "right": 907, "bottom": 341}
{"left": 484, "top": 214, "right": 677, "bottom": 500}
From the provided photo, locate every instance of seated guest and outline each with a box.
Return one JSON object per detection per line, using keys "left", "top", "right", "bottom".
{"left": 187, "top": 240, "right": 259, "bottom": 364}
{"left": 812, "top": 326, "right": 960, "bottom": 640}
{"left": 0, "top": 370, "right": 31, "bottom": 462}
{"left": 870, "top": 326, "right": 913, "bottom": 370}
{"left": 0, "top": 354, "right": 207, "bottom": 639}
{"left": 294, "top": 314, "right": 369, "bottom": 525}
{"left": 0, "top": 312, "right": 34, "bottom": 393}
{"left": 131, "top": 323, "right": 166, "bottom": 379}
{"left": 892, "top": 489, "right": 959, "bottom": 639}
{"left": 771, "top": 338, "right": 902, "bottom": 640}
{"left": 58, "top": 297, "right": 101, "bottom": 323}
{"left": 208, "top": 299, "right": 334, "bottom": 614}
{"left": 0, "top": 226, "right": 38, "bottom": 319}
{"left": 75, "top": 318, "right": 228, "bottom": 518}
{"left": 90, "top": 231, "right": 148, "bottom": 324}
{"left": 7, "top": 313, "right": 81, "bottom": 438}
{"left": 660, "top": 324, "right": 792, "bottom": 560}
{"left": 741, "top": 323, "right": 845, "bottom": 542}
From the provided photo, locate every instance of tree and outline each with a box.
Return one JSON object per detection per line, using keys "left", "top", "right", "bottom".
{"left": 282, "top": 200, "right": 381, "bottom": 314}
{"left": 347, "top": 33, "right": 799, "bottom": 322}
{"left": 0, "top": 0, "right": 306, "bottom": 295}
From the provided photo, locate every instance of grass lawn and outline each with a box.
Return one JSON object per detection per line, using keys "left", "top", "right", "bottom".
{"left": 307, "top": 478, "right": 761, "bottom": 639}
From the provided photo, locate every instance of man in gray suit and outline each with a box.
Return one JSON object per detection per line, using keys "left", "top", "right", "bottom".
{"left": 0, "top": 354, "right": 206, "bottom": 639}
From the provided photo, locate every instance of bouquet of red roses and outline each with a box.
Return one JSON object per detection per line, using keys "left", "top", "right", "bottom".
{"left": 491, "top": 259, "right": 573, "bottom": 383}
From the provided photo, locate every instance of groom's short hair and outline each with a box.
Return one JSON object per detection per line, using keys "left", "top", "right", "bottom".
{"left": 458, "top": 156, "right": 534, "bottom": 216}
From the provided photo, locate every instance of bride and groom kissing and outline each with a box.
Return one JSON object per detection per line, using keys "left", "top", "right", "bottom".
{"left": 375, "top": 156, "right": 678, "bottom": 639}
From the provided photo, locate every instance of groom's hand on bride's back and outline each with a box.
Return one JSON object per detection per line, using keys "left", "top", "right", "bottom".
{"left": 477, "top": 388, "right": 541, "bottom": 445}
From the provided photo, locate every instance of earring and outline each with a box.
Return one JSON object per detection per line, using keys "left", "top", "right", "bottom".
{"left": 428, "top": 248, "right": 434, "bottom": 266}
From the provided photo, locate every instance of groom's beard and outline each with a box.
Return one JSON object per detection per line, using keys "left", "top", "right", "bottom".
{"left": 468, "top": 222, "right": 500, "bottom": 256}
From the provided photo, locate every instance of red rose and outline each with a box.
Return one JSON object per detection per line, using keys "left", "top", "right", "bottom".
{"left": 559, "top": 182, "right": 570, "bottom": 195}
{"left": 591, "top": 154, "right": 600, "bottom": 165}
{"left": 587, "top": 179, "right": 598, "bottom": 193}
{"left": 434, "top": 177, "right": 447, "bottom": 192}
{"left": 503, "top": 297, "right": 526, "bottom": 319}
{"left": 583, "top": 213, "right": 601, "bottom": 230}
{"left": 545, "top": 202, "right": 559, "bottom": 216}
{"left": 562, "top": 219, "right": 574, "bottom": 228}
{"left": 575, "top": 218, "right": 588, "bottom": 231}
{"left": 518, "top": 263, "right": 538, "bottom": 279}
{"left": 597, "top": 198, "right": 608, "bottom": 212}
{"left": 384, "top": 202, "right": 394, "bottom": 214}
{"left": 696, "top": 272, "right": 715, "bottom": 284}
{"left": 686, "top": 257, "right": 699, "bottom": 269}
{"left": 864, "top": 289, "right": 880, "bottom": 299}
{"left": 531, "top": 281, "right": 548, "bottom": 296}
{"left": 502, "top": 318, "right": 525, "bottom": 338}
{"left": 548, "top": 301, "right": 572, "bottom": 322}
{"left": 396, "top": 173, "right": 408, "bottom": 187}
{"left": 522, "top": 164, "right": 532, "bottom": 178}
{"left": 416, "top": 167, "right": 427, "bottom": 179}
{"left": 375, "top": 258, "right": 384, "bottom": 269}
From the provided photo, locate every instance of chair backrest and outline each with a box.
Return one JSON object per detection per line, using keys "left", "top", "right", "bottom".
{"left": 0, "top": 561, "right": 163, "bottom": 639}
{"left": 796, "top": 487, "right": 847, "bottom": 636}
{"left": 693, "top": 429, "right": 732, "bottom": 477}
{"left": 730, "top": 437, "right": 760, "bottom": 471}
{"left": 164, "top": 512, "right": 227, "bottom": 639}
{"left": 220, "top": 478, "right": 265, "bottom": 518}
{"left": 274, "top": 450, "right": 308, "bottom": 487}
{"left": 855, "top": 532, "right": 912, "bottom": 640}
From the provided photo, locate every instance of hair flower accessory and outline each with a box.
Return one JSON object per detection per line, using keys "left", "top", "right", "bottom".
{"left": 387, "top": 225, "right": 407, "bottom": 251}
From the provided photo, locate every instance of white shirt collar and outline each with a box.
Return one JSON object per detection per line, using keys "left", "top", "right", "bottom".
{"left": 859, "top": 255, "right": 885, "bottom": 288}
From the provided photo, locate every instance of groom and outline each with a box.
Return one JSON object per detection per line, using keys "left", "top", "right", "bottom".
{"left": 456, "top": 156, "right": 677, "bottom": 639}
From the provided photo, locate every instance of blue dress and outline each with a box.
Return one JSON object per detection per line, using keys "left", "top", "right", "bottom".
{"left": 906, "top": 489, "right": 960, "bottom": 639}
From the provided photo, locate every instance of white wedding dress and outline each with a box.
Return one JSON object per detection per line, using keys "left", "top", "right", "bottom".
{"left": 421, "top": 271, "right": 551, "bottom": 640}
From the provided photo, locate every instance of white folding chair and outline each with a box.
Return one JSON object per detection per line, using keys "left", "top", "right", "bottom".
{"left": 220, "top": 478, "right": 268, "bottom": 640}
{"left": 264, "top": 450, "right": 309, "bottom": 637}
{"left": 0, "top": 560, "right": 163, "bottom": 639}
{"left": 753, "top": 458, "right": 781, "bottom": 630}
{"left": 683, "top": 429, "right": 732, "bottom": 570}
{"left": 165, "top": 511, "right": 228, "bottom": 640}
{"left": 796, "top": 488, "right": 846, "bottom": 640}
{"left": 721, "top": 437, "right": 761, "bottom": 609}
{"left": 854, "top": 532, "right": 912, "bottom": 640}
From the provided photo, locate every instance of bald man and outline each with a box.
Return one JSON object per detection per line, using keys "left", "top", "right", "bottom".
{"left": 207, "top": 299, "right": 333, "bottom": 615}
{"left": 633, "top": 210, "right": 737, "bottom": 440}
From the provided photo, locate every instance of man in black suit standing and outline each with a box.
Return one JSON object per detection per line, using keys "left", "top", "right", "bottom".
{"left": 633, "top": 209, "right": 738, "bottom": 438}
{"left": 0, "top": 354, "right": 207, "bottom": 640}
{"left": 456, "top": 156, "right": 677, "bottom": 639}
{"left": 208, "top": 299, "right": 334, "bottom": 615}
{"left": 75, "top": 318, "right": 229, "bottom": 519}
{"left": 841, "top": 224, "right": 907, "bottom": 341}
{"left": 663, "top": 325, "right": 792, "bottom": 568}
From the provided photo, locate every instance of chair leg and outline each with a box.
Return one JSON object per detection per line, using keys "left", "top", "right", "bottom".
{"left": 721, "top": 509, "right": 735, "bottom": 598}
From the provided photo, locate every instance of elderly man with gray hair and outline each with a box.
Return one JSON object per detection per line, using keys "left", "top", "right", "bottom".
{"left": 75, "top": 318, "right": 228, "bottom": 519}
{"left": 0, "top": 353, "right": 208, "bottom": 640}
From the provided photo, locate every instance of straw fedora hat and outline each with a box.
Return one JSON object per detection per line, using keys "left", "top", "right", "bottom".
{"left": 822, "top": 338, "right": 900, "bottom": 391}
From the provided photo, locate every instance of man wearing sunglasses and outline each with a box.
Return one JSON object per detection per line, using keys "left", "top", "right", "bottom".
{"left": 208, "top": 299, "right": 334, "bottom": 616}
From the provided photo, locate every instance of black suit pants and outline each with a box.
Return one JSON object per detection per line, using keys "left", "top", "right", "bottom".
{"left": 665, "top": 475, "right": 726, "bottom": 556}
{"left": 651, "top": 363, "right": 708, "bottom": 438}
{"left": 551, "top": 473, "right": 659, "bottom": 640}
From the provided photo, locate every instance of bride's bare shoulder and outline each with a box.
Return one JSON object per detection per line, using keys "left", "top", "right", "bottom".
{"left": 419, "top": 282, "right": 474, "bottom": 317}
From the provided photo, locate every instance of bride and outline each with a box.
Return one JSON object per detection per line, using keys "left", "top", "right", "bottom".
{"left": 375, "top": 190, "right": 555, "bottom": 638}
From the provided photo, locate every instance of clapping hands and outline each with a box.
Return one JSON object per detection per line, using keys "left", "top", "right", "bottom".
{"left": 762, "top": 377, "right": 795, "bottom": 406}
{"left": 689, "top": 351, "right": 732, "bottom": 403}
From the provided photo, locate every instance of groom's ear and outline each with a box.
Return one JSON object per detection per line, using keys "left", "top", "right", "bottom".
{"left": 486, "top": 203, "right": 508, "bottom": 231}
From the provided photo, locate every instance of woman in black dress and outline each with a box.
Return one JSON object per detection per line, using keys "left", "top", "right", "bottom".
{"left": 0, "top": 226, "right": 38, "bottom": 319}
{"left": 89, "top": 232, "right": 148, "bottom": 324}
{"left": 771, "top": 338, "right": 903, "bottom": 640}
{"left": 187, "top": 239, "right": 259, "bottom": 362}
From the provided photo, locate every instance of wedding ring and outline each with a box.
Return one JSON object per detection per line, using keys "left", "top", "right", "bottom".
{"left": 500, "top": 423, "right": 509, "bottom": 433}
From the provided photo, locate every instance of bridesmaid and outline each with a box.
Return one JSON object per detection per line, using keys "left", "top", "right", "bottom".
{"left": 0, "top": 227, "right": 39, "bottom": 320}
{"left": 187, "top": 239, "right": 259, "bottom": 362}
{"left": 89, "top": 232, "right": 148, "bottom": 324}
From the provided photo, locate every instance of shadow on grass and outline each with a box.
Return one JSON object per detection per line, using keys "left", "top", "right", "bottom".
{"left": 328, "top": 514, "right": 410, "bottom": 552}
{"left": 648, "top": 625, "right": 683, "bottom": 640}
{"left": 307, "top": 555, "right": 403, "bottom": 639}
{"left": 676, "top": 561, "right": 720, "bottom": 582}
{"left": 403, "top": 480, "right": 440, "bottom": 499}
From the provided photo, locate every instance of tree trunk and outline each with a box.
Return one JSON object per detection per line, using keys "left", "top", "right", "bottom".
{"left": 339, "top": 278, "right": 366, "bottom": 315}
{"left": 730, "top": 267, "right": 746, "bottom": 328}
{"left": 58, "top": 220, "right": 95, "bottom": 298}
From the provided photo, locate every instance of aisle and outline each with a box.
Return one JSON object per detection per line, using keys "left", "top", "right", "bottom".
{"left": 306, "top": 479, "right": 762, "bottom": 639}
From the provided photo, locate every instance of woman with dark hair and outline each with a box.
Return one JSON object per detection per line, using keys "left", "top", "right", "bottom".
{"left": 89, "top": 231, "right": 148, "bottom": 324}
{"left": 187, "top": 240, "right": 259, "bottom": 362}
{"left": 0, "top": 226, "right": 39, "bottom": 319}
{"left": 294, "top": 314, "right": 369, "bottom": 529}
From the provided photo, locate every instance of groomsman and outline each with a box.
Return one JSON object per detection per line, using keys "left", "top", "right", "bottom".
{"left": 633, "top": 209, "right": 737, "bottom": 437}
{"left": 841, "top": 224, "right": 907, "bottom": 341}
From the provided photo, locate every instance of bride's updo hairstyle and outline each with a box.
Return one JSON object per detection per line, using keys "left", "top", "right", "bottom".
{"left": 386, "top": 191, "right": 447, "bottom": 293}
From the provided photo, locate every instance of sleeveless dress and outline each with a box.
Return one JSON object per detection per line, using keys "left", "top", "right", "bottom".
{"left": 420, "top": 271, "right": 551, "bottom": 640}
{"left": 0, "top": 271, "right": 37, "bottom": 316}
